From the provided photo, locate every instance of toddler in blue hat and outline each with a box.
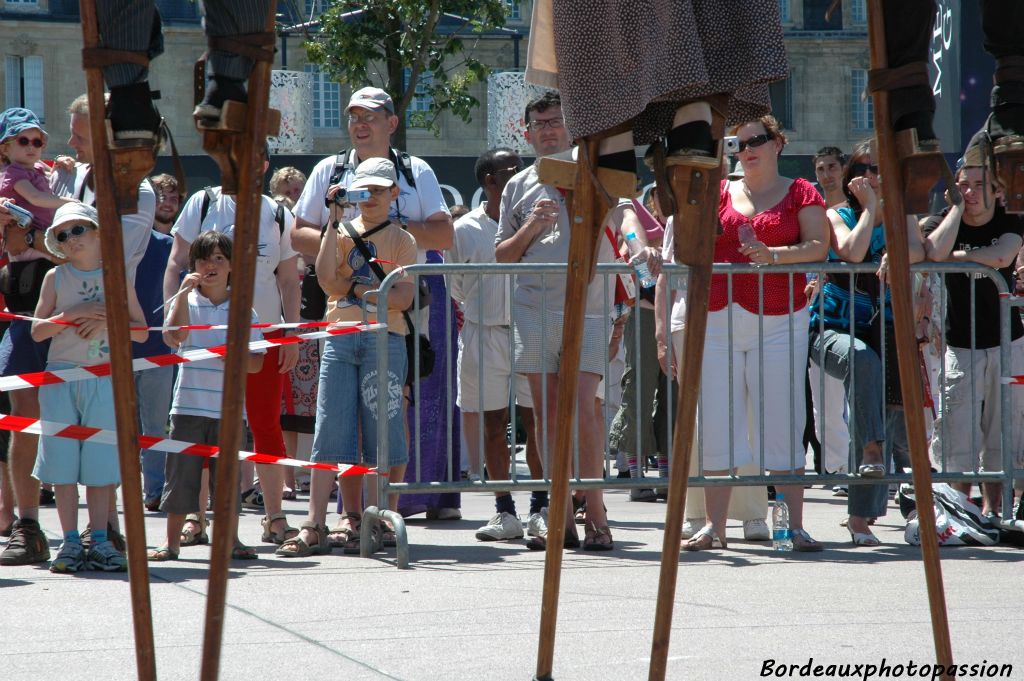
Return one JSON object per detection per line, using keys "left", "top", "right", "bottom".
{"left": 0, "top": 107, "right": 78, "bottom": 259}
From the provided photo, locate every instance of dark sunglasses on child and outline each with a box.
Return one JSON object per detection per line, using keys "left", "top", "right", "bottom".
{"left": 54, "top": 224, "right": 94, "bottom": 243}
{"left": 737, "top": 132, "right": 774, "bottom": 152}
{"left": 15, "top": 137, "right": 44, "bottom": 148}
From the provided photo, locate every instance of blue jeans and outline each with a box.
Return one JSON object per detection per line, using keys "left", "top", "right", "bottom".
{"left": 312, "top": 332, "right": 408, "bottom": 467}
{"left": 135, "top": 365, "right": 174, "bottom": 502}
{"left": 809, "top": 329, "right": 888, "bottom": 519}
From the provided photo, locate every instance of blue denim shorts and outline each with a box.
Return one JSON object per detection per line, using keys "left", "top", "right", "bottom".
{"left": 0, "top": 319, "right": 50, "bottom": 377}
{"left": 311, "top": 332, "right": 408, "bottom": 468}
{"left": 33, "top": 363, "right": 119, "bottom": 486}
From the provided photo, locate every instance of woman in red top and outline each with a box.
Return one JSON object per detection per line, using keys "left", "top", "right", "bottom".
{"left": 683, "top": 116, "right": 829, "bottom": 551}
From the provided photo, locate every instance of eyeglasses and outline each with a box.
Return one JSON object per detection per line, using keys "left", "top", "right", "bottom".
{"left": 491, "top": 165, "right": 524, "bottom": 177}
{"left": 15, "top": 136, "right": 44, "bottom": 148}
{"left": 850, "top": 162, "right": 880, "bottom": 176}
{"left": 348, "top": 112, "right": 381, "bottom": 125}
{"left": 364, "top": 185, "right": 392, "bottom": 195}
{"left": 54, "top": 223, "right": 94, "bottom": 243}
{"left": 736, "top": 133, "right": 774, "bottom": 153}
{"left": 527, "top": 118, "right": 564, "bottom": 131}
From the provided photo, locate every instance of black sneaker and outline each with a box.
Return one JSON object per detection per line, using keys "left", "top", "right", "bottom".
{"left": 0, "top": 518, "right": 50, "bottom": 566}
{"left": 108, "top": 82, "right": 163, "bottom": 144}
{"left": 193, "top": 74, "right": 248, "bottom": 121}
{"left": 39, "top": 487, "right": 56, "bottom": 505}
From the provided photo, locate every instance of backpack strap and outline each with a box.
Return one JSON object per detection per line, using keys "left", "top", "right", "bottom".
{"left": 340, "top": 219, "right": 413, "bottom": 331}
{"left": 274, "top": 202, "right": 285, "bottom": 237}
{"left": 199, "top": 186, "right": 217, "bottom": 224}
{"left": 328, "top": 149, "right": 351, "bottom": 186}
{"left": 391, "top": 149, "right": 416, "bottom": 189}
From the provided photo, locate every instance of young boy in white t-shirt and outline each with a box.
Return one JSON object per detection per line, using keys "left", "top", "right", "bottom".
{"left": 148, "top": 231, "right": 265, "bottom": 561}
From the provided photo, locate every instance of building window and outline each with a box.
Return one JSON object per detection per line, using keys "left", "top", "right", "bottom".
{"left": 4, "top": 55, "right": 44, "bottom": 122}
{"left": 403, "top": 68, "right": 433, "bottom": 128}
{"left": 4, "top": 0, "right": 39, "bottom": 5}
{"left": 849, "top": 0, "right": 867, "bottom": 25}
{"left": 778, "top": 0, "right": 791, "bottom": 23}
{"left": 851, "top": 68, "right": 874, "bottom": 131}
{"left": 506, "top": 1, "right": 521, "bottom": 21}
{"left": 769, "top": 77, "right": 793, "bottom": 130}
{"left": 304, "top": 64, "right": 340, "bottom": 130}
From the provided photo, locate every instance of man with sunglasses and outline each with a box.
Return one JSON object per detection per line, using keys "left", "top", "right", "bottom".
{"left": 923, "top": 142, "right": 1024, "bottom": 523}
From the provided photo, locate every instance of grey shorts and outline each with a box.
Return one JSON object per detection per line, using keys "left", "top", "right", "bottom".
{"left": 160, "top": 414, "right": 243, "bottom": 515}
{"left": 512, "top": 304, "right": 606, "bottom": 377}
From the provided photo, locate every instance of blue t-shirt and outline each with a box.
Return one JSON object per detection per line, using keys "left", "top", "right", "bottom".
{"left": 131, "top": 230, "right": 173, "bottom": 359}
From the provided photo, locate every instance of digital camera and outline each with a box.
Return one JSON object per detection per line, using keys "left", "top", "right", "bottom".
{"left": 722, "top": 136, "right": 740, "bottom": 155}
{"left": 4, "top": 203, "right": 33, "bottom": 228}
{"left": 328, "top": 188, "right": 374, "bottom": 207}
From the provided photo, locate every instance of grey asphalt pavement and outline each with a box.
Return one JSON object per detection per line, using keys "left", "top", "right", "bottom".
{"left": 1, "top": 485, "right": 1022, "bottom": 681}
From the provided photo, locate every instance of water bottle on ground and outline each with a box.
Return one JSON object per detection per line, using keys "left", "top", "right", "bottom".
{"left": 624, "top": 232, "right": 657, "bottom": 288}
{"left": 772, "top": 492, "right": 793, "bottom": 552}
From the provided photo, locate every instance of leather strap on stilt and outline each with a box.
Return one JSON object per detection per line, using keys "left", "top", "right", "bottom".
{"left": 81, "top": 48, "right": 150, "bottom": 69}
{"left": 868, "top": 62, "right": 929, "bottom": 92}
{"left": 995, "top": 56, "right": 1024, "bottom": 85}
{"left": 207, "top": 32, "right": 276, "bottom": 64}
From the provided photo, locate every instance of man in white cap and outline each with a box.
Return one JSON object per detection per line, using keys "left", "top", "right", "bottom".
{"left": 291, "top": 86, "right": 455, "bottom": 524}
{"left": 291, "top": 86, "right": 451, "bottom": 256}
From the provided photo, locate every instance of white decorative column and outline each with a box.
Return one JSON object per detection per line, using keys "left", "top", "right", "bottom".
{"left": 269, "top": 70, "right": 314, "bottom": 153}
{"left": 487, "top": 71, "right": 550, "bottom": 155}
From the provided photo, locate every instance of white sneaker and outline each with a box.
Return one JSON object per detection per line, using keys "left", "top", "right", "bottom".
{"left": 475, "top": 512, "right": 524, "bottom": 541}
{"left": 681, "top": 517, "right": 705, "bottom": 540}
{"left": 743, "top": 518, "right": 770, "bottom": 541}
{"left": 527, "top": 507, "right": 548, "bottom": 538}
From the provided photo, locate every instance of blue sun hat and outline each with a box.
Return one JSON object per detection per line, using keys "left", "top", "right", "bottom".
{"left": 0, "top": 107, "right": 48, "bottom": 144}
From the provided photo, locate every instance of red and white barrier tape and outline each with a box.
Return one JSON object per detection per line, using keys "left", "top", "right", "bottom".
{"left": 0, "top": 321, "right": 386, "bottom": 393}
{"left": 0, "top": 412, "right": 378, "bottom": 475}
{"left": 0, "top": 310, "right": 341, "bottom": 333}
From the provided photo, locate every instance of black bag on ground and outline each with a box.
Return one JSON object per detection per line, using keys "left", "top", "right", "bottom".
{"left": 0, "top": 258, "right": 55, "bottom": 313}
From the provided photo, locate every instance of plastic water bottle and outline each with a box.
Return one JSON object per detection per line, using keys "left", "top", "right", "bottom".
{"left": 738, "top": 222, "right": 764, "bottom": 267}
{"left": 772, "top": 492, "right": 793, "bottom": 552}
{"left": 624, "top": 232, "right": 657, "bottom": 288}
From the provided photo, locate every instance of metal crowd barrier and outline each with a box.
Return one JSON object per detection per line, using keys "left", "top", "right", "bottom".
{"left": 357, "top": 261, "right": 1020, "bottom": 567}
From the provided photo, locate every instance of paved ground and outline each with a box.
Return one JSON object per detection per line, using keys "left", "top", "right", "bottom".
{"left": 1, "top": 485, "right": 1022, "bottom": 681}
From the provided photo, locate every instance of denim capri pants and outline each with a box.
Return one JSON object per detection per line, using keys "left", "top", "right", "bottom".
{"left": 311, "top": 332, "right": 408, "bottom": 468}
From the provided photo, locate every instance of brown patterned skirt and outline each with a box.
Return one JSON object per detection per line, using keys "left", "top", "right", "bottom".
{"left": 526, "top": 0, "right": 789, "bottom": 143}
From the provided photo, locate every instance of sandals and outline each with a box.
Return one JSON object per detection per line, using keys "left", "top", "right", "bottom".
{"left": 328, "top": 512, "right": 361, "bottom": 548}
{"left": 261, "top": 512, "right": 299, "bottom": 545}
{"left": 525, "top": 527, "right": 580, "bottom": 551}
{"left": 857, "top": 463, "right": 885, "bottom": 478}
{"left": 281, "top": 487, "right": 297, "bottom": 501}
{"left": 231, "top": 543, "right": 258, "bottom": 560}
{"left": 682, "top": 527, "right": 727, "bottom": 552}
{"left": 792, "top": 528, "right": 824, "bottom": 552}
{"left": 379, "top": 520, "right": 397, "bottom": 548}
{"left": 180, "top": 514, "right": 209, "bottom": 546}
{"left": 241, "top": 487, "right": 264, "bottom": 509}
{"left": 275, "top": 522, "right": 332, "bottom": 558}
{"left": 582, "top": 523, "right": 613, "bottom": 551}
{"left": 147, "top": 546, "right": 179, "bottom": 562}
{"left": 848, "top": 526, "right": 881, "bottom": 547}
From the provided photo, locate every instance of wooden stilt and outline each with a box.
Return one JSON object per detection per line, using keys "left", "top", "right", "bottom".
{"left": 867, "top": 0, "right": 954, "bottom": 675}
{"left": 78, "top": 2, "right": 156, "bottom": 679}
{"left": 533, "top": 137, "right": 611, "bottom": 681}
{"left": 647, "top": 106, "right": 726, "bottom": 681}
{"left": 198, "top": 4, "right": 278, "bottom": 681}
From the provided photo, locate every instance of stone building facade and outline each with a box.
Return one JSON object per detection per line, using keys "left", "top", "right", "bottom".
{"left": 2, "top": 0, "right": 882, "bottom": 161}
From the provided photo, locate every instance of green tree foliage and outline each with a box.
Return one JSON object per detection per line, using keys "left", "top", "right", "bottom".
{"left": 300, "top": 0, "right": 510, "bottom": 148}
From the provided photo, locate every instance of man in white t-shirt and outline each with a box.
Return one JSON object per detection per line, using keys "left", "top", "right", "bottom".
{"left": 290, "top": 86, "right": 454, "bottom": 519}
{"left": 162, "top": 160, "right": 301, "bottom": 545}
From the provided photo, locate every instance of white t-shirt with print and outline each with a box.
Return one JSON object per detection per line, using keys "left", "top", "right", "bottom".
{"left": 171, "top": 187, "right": 297, "bottom": 329}
{"left": 293, "top": 149, "right": 449, "bottom": 262}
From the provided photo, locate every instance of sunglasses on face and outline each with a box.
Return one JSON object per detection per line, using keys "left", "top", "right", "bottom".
{"left": 527, "top": 118, "right": 564, "bottom": 131}
{"left": 348, "top": 113, "right": 380, "bottom": 125}
{"left": 54, "top": 224, "right": 93, "bottom": 243}
{"left": 850, "top": 162, "right": 879, "bottom": 176}
{"left": 736, "top": 132, "right": 774, "bottom": 152}
{"left": 15, "top": 136, "right": 44, "bottom": 148}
